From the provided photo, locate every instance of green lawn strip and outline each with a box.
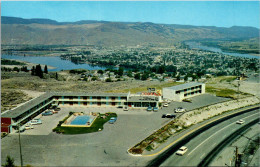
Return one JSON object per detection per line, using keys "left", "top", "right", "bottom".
{"left": 206, "top": 85, "right": 251, "bottom": 99}
{"left": 53, "top": 112, "right": 117, "bottom": 134}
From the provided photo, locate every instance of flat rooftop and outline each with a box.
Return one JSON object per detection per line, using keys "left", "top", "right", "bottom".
{"left": 53, "top": 92, "right": 129, "bottom": 97}
{"left": 164, "top": 82, "right": 204, "bottom": 91}
{"left": 2, "top": 92, "right": 54, "bottom": 118}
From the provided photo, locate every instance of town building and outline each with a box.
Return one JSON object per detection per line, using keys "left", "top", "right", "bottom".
{"left": 162, "top": 82, "right": 205, "bottom": 102}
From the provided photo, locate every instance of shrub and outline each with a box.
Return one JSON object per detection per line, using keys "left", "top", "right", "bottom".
{"left": 145, "top": 145, "right": 153, "bottom": 151}
{"left": 130, "top": 148, "right": 143, "bottom": 154}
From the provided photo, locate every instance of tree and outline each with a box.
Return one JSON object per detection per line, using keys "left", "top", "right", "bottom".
{"left": 13, "top": 67, "right": 20, "bottom": 72}
{"left": 158, "top": 65, "right": 166, "bottom": 74}
{"left": 141, "top": 73, "right": 149, "bottom": 81}
{"left": 118, "top": 67, "right": 124, "bottom": 76}
{"left": 21, "top": 66, "right": 29, "bottom": 72}
{"left": 127, "top": 71, "right": 133, "bottom": 77}
{"left": 44, "top": 65, "right": 48, "bottom": 74}
{"left": 35, "top": 64, "right": 43, "bottom": 78}
{"left": 97, "top": 70, "right": 104, "bottom": 75}
{"left": 3, "top": 155, "right": 15, "bottom": 167}
{"left": 134, "top": 73, "right": 141, "bottom": 80}
{"left": 31, "top": 66, "right": 35, "bottom": 75}
{"left": 105, "top": 78, "right": 112, "bottom": 82}
{"left": 55, "top": 72, "right": 58, "bottom": 80}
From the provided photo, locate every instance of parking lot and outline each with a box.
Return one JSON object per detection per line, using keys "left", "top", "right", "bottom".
{"left": 1, "top": 93, "right": 230, "bottom": 166}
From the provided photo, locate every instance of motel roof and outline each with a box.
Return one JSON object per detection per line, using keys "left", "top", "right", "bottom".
{"left": 164, "top": 82, "right": 204, "bottom": 91}
{"left": 2, "top": 92, "right": 54, "bottom": 118}
{"left": 52, "top": 92, "right": 129, "bottom": 97}
{"left": 2, "top": 92, "right": 130, "bottom": 118}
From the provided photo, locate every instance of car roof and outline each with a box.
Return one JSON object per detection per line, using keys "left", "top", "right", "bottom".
{"left": 180, "top": 146, "right": 187, "bottom": 149}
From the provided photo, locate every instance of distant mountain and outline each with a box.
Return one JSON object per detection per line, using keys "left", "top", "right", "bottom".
{"left": 1, "top": 16, "right": 259, "bottom": 46}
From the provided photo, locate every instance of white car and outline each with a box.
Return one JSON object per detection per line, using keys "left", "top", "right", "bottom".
{"left": 163, "top": 103, "right": 169, "bottom": 107}
{"left": 25, "top": 123, "right": 34, "bottom": 130}
{"left": 175, "top": 107, "right": 186, "bottom": 113}
{"left": 123, "top": 106, "right": 129, "bottom": 111}
{"left": 236, "top": 119, "right": 245, "bottom": 124}
{"left": 176, "top": 146, "right": 188, "bottom": 156}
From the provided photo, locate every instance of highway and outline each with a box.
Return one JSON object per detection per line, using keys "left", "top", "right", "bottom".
{"left": 160, "top": 108, "right": 259, "bottom": 166}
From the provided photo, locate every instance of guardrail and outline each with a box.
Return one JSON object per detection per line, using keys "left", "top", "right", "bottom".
{"left": 198, "top": 118, "right": 259, "bottom": 167}
{"left": 146, "top": 105, "right": 259, "bottom": 166}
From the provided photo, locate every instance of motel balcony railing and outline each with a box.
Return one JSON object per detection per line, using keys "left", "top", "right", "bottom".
{"left": 14, "top": 99, "right": 54, "bottom": 126}
{"left": 54, "top": 99, "right": 127, "bottom": 102}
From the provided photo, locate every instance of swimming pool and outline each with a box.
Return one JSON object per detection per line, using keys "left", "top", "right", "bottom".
{"left": 70, "top": 115, "right": 94, "bottom": 125}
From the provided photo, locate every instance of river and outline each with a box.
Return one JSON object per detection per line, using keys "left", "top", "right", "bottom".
{"left": 1, "top": 54, "right": 107, "bottom": 71}
{"left": 186, "top": 42, "right": 259, "bottom": 59}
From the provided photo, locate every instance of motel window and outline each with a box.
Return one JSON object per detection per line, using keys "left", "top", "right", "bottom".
{"left": 111, "top": 97, "right": 116, "bottom": 100}
{"left": 83, "top": 96, "right": 88, "bottom": 100}
{"left": 121, "top": 97, "right": 127, "bottom": 100}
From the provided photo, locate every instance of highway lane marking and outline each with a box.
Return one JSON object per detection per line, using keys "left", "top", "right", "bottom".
{"left": 187, "top": 112, "right": 259, "bottom": 156}
{"left": 200, "top": 153, "right": 205, "bottom": 159}
{"left": 141, "top": 105, "right": 259, "bottom": 157}
{"left": 187, "top": 122, "right": 234, "bottom": 156}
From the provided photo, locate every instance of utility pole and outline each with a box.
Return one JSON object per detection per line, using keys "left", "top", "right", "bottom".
{"left": 237, "top": 79, "right": 240, "bottom": 101}
{"left": 18, "top": 123, "right": 23, "bottom": 167}
{"left": 235, "top": 146, "right": 239, "bottom": 167}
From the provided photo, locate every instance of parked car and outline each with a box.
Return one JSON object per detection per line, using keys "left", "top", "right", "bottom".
{"left": 42, "top": 111, "right": 53, "bottom": 116}
{"left": 162, "top": 114, "right": 176, "bottom": 118}
{"left": 236, "top": 119, "right": 245, "bottom": 124}
{"left": 25, "top": 123, "right": 34, "bottom": 130}
{"left": 28, "top": 118, "right": 42, "bottom": 125}
{"left": 18, "top": 126, "right": 25, "bottom": 132}
{"left": 54, "top": 107, "right": 61, "bottom": 111}
{"left": 123, "top": 106, "right": 129, "bottom": 111}
{"left": 176, "top": 146, "right": 188, "bottom": 155}
{"left": 147, "top": 106, "right": 153, "bottom": 112}
{"left": 108, "top": 117, "right": 117, "bottom": 124}
{"left": 163, "top": 103, "right": 169, "bottom": 107}
{"left": 175, "top": 107, "right": 186, "bottom": 113}
{"left": 153, "top": 107, "right": 159, "bottom": 112}
{"left": 52, "top": 110, "right": 59, "bottom": 114}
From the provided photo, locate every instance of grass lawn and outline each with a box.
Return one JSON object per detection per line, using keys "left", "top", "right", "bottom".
{"left": 206, "top": 86, "right": 251, "bottom": 99}
{"left": 53, "top": 112, "right": 117, "bottom": 134}
{"left": 106, "top": 82, "right": 182, "bottom": 93}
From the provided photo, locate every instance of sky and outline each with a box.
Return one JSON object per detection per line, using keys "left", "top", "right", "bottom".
{"left": 1, "top": 1, "right": 260, "bottom": 28}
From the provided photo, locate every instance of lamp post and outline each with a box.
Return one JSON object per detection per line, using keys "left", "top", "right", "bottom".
{"left": 18, "top": 123, "right": 23, "bottom": 167}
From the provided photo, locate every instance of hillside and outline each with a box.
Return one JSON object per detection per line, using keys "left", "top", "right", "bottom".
{"left": 1, "top": 16, "right": 259, "bottom": 46}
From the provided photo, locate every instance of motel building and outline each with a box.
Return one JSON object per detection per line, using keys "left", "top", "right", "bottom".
{"left": 1, "top": 82, "right": 204, "bottom": 133}
{"left": 162, "top": 82, "right": 205, "bottom": 102}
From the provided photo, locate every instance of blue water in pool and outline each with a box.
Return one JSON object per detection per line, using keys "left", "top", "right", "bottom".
{"left": 70, "top": 115, "right": 94, "bottom": 125}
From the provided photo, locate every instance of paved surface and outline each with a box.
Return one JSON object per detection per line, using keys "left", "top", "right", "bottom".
{"left": 167, "top": 93, "right": 229, "bottom": 111}
{"left": 1, "top": 93, "right": 230, "bottom": 166}
{"left": 211, "top": 123, "right": 260, "bottom": 166}
{"left": 160, "top": 108, "right": 260, "bottom": 166}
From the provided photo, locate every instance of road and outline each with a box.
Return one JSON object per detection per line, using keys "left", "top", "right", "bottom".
{"left": 160, "top": 108, "right": 259, "bottom": 166}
